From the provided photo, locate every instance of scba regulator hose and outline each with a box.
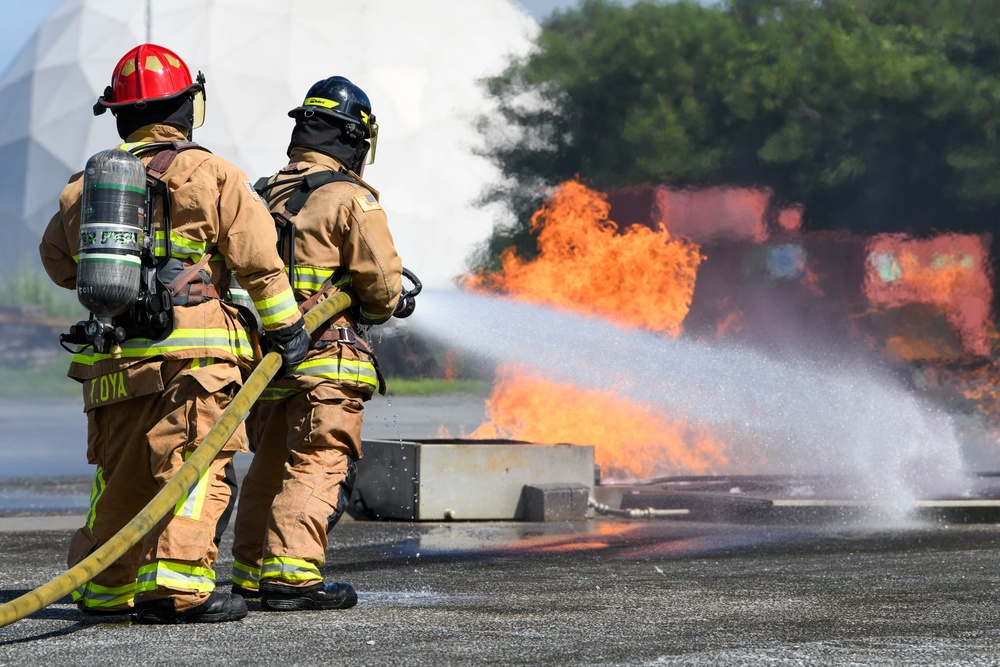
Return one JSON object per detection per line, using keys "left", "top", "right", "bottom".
{"left": 0, "top": 291, "right": 355, "bottom": 628}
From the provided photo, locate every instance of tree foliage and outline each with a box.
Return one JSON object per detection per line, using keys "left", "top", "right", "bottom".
{"left": 474, "top": 0, "right": 1000, "bottom": 269}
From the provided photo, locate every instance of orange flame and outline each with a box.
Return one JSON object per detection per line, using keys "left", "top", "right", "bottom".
{"left": 472, "top": 367, "right": 727, "bottom": 479}
{"left": 467, "top": 179, "right": 723, "bottom": 479}
{"left": 467, "top": 179, "right": 702, "bottom": 335}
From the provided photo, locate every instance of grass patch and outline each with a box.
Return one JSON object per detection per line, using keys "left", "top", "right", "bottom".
{"left": 384, "top": 378, "right": 492, "bottom": 396}
{"left": 0, "top": 361, "right": 79, "bottom": 399}
{"left": 0, "top": 263, "right": 84, "bottom": 319}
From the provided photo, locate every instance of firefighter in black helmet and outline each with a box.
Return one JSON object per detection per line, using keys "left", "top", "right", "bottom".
{"left": 287, "top": 76, "right": 379, "bottom": 175}
{"left": 230, "top": 76, "right": 402, "bottom": 611}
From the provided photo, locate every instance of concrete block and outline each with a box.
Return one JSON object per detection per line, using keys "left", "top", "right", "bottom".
{"left": 352, "top": 439, "right": 594, "bottom": 521}
{"left": 522, "top": 483, "right": 589, "bottom": 522}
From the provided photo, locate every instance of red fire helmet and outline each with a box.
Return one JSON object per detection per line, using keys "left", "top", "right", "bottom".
{"left": 93, "top": 43, "right": 206, "bottom": 128}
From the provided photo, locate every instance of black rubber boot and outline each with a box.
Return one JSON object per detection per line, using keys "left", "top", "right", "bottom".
{"left": 231, "top": 583, "right": 261, "bottom": 599}
{"left": 260, "top": 581, "right": 357, "bottom": 611}
{"left": 135, "top": 590, "right": 248, "bottom": 624}
{"left": 78, "top": 605, "right": 133, "bottom": 617}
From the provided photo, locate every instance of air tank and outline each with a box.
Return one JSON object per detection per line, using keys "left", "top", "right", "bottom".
{"left": 76, "top": 148, "right": 147, "bottom": 319}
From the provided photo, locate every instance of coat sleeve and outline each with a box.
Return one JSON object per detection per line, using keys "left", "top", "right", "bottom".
{"left": 214, "top": 162, "right": 301, "bottom": 331}
{"left": 38, "top": 174, "right": 85, "bottom": 290}
{"left": 336, "top": 196, "right": 403, "bottom": 324}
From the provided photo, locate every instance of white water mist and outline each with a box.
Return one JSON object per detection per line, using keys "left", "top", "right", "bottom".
{"left": 406, "top": 289, "right": 973, "bottom": 516}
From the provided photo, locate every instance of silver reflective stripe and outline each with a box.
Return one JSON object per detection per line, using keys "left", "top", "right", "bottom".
{"left": 260, "top": 557, "right": 321, "bottom": 582}
{"left": 174, "top": 460, "right": 210, "bottom": 521}
{"left": 137, "top": 562, "right": 216, "bottom": 593}
{"left": 233, "top": 559, "right": 261, "bottom": 588}
{"left": 85, "top": 467, "right": 107, "bottom": 530}
{"left": 72, "top": 580, "right": 136, "bottom": 608}
{"left": 291, "top": 358, "right": 378, "bottom": 386}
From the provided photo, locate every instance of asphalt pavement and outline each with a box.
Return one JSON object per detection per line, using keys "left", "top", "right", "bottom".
{"left": 3, "top": 395, "right": 1000, "bottom": 665}
{"left": 2, "top": 517, "right": 1000, "bottom": 665}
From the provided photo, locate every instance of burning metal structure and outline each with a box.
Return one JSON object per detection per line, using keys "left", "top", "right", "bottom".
{"left": 346, "top": 179, "right": 1000, "bottom": 523}
{"left": 607, "top": 183, "right": 998, "bottom": 444}
{"left": 465, "top": 181, "right": 997, "bottom": 474}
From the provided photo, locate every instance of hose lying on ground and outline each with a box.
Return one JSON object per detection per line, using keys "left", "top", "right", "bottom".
{"left": 588, "top": 497, "right": 689, "bottom": 519}
{"left": 0, "top": 291, "right": 355, "bottom": 628}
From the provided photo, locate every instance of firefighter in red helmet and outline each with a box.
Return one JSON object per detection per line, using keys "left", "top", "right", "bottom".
{"left": 39, "top": 44, "right": 309, "bottom": 624}
{"left": 230, "top": 76, "right": 403, "bottom": 611}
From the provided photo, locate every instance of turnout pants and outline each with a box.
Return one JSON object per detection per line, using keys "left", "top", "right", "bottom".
{"left": 231, "top": 381, "right": 363, "bottom": 591}
{"left": 69, "top": 359, "right": 247, "bottom": 613}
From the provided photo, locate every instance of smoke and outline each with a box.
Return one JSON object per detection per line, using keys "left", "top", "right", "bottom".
{"left": 408, "top": 289, "right": 972, "bottom": 516}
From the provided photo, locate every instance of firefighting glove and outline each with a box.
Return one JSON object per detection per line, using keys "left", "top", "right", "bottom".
{"left": 266, "top": 316, "right": 310, "bottom": 379}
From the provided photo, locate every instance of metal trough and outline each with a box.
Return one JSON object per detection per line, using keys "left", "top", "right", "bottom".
{"left": 349, "top": 438, "right": 595, "bottom": 521}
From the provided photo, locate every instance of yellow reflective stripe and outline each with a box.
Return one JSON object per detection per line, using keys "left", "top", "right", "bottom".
{"left": 71, "top": 328, "right": 253, "bottom": 365}
{"left": 72, "top": 580, "right": 136, "bottom": 609}
{"left": 137, "top": 561, "right": 216, "bottom": 594}
{"left": 174, "top": 451, "right": 210, "bottom": 521}
{"left": 232, "top": 559, "right": 261, "bottom": 589}
{"left": 359, "top": 308, "right": 390, "bottom": 323}
{"left": 292, "top": 266, "right": 335, "bottom": 292}
{"left": 170, "top": 234, "right": 211, "bottom": 260}
{"left": 260, "top": 387, "right": 301, "bottom": 402}
{"left": 289, "top": 267, "right": 352, "bottom": 292}
{"left": 291, "top": 358, "right": 378, "bottom": 387}
{"left": 153, "top": 231, "right": 213, "bottom": 261}
{"left": 85, "top": 467, "right": 107, "bottom": 531}
{"left": 189, "top": 357, "right": 215, "bottom": 369}
{"left": 118, "top": 141, "right": 150, "bottom": 152}
{"left": 254, "top": 289, "right": 298, "bottom": 328}
{"left": 260, "top": 556, "right": 322, "bottom": 583}
{"left": 302, "top": 96, "right": 339, "bottom": 109}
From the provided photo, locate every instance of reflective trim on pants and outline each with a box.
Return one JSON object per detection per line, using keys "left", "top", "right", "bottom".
{"left": 290, "top": 358, "right": 378, "bottom": 388}
{"left": 85, "top": 466, "right": 107, "bottom": 531}
{"left": 260, "top": 556, "right": 322, "bottom": 584}
{"left": 174, "top": 451, "right": 210, "bottom": 521}
{"left": 259, "top": 386, "right": 302, "bottom": 402}
{"left": 71, "top": 579, "right": 136, "bottom": 609}
{"left": 136, "top": 561, "right": 216, "bottom": 594}
{"left": 232, "top": 558, "right": 261, "bottom": 590}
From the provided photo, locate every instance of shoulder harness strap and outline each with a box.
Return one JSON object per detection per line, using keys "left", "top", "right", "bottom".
{"left": 254, "top": 168, "right": 354, "bottom": 217}
{"left": 130, "top": 141, "right": 211, "bottom": 178}
{"left": 127, "top": 141, "right": 220, "bottom": 306}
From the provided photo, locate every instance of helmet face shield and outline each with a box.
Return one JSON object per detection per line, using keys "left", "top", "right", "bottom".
{"left": 192, "top": 90, "right": 205, "bottom": 129}
{"left": 191, "top": 70, "right": 206, "bottom": 129}
{"left": 365, "top": 119, "right": 378, "bottom": 165}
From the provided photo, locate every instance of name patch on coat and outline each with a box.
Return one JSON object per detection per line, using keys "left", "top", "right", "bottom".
{"left": 354, "top": 194, "right": 381, "bottom": 212}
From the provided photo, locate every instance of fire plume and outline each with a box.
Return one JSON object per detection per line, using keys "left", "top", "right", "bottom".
{"left": 467, "top": 179, "right": 722, "bottom": 480}
{"left": 467, "top": 179, "right": 702, "bottom": 334}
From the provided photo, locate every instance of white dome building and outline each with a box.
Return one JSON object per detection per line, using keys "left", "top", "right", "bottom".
{"left": 0, "top": 0, "right": 538, "bottom": 289}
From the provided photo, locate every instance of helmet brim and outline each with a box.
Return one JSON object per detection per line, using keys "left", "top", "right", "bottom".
{"left": 287, "top": 106, "right": 372, "bottom": 138}
{"left": 95, "top": 82, "right": 204, "bottom": 114}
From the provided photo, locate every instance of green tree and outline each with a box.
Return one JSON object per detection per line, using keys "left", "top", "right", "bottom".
{"left": 474, "top": 0, "right": 1000, "bottom": 271}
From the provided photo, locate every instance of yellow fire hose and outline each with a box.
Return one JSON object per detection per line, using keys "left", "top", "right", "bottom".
{"left": 0, "top": 290, "right": 354, "bottom": 628}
